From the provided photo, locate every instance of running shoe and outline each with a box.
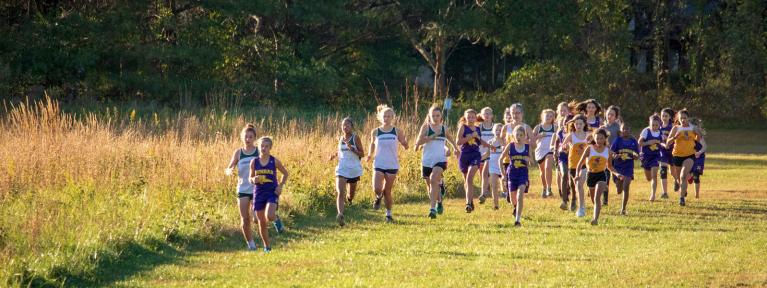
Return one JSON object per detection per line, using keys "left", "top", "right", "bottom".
{"left": 479, "top": 194, "right": 486, "bottom": 204}
{"left": 679, "top": 197, "right": 686, "bottom": 206}
{"left": 273, "top": 217, "right": 285, "bottom": 233}
{"left": 337, "top": 214, "right": 345, "bottom": 227}
{"left": 660, "top": 193, "right": 669, "bottom": 199}
{"left": 437, "top": 202, "right": 444, "bottom": 214}
{"left": 373, "top": 195, "right": 382, "bottom": 210}
{"left": 429, "top": 209, "right": 437, "bottom": 219}
{"left": 385, "top": 215, "right": 394, "bottom": 223}
{"left": 560, "top": 201, "right": 568, "bottom": 210}
{"left": 576, "top": 207, "right": 586, "bottom": 217}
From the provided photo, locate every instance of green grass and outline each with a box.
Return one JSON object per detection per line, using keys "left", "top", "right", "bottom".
{"left": 106, "top": 152, "right": 767, "bottom": 287}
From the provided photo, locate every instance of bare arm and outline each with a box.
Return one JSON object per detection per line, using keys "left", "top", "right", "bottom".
{"left": 274, "top": 158, "right": 289, "bottom": 195}
{"left": 248, "top": 159, "right": 259, "bottom": 184}
{"left": 695, "top": 127, "right": 707, "bottom": 155}
{"left": 367, "top": 129, "right": 377, "bottom": 163}
{"left": 397, "top": 128, "right": 409, "bottom": 150}
{"left": 226, "top": 149, "right": 240, "bottom": 172}
{"left": 353, "top": 134, "right": 365, "bottom": 157}
{"left": 665, "top": 126, "right": 679, "bottom": 146}
{"left": 498, "top": 143, "right": 512, "bottom": 181}
{"left": 443, "top": 126, "right": 460, "bottom": 156}
{"left": 414, "top": 124, "right": 431, "bottom": 147}
{"left": 456, "top": 125, "right": 469, "bottom": 146}
{"left": 575, "top": 148, "right": 591, "bottom": 178}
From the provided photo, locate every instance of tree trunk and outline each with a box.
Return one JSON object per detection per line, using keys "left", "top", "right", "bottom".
{"left": 432, "top": 35, "right": 447, "bottom": 101}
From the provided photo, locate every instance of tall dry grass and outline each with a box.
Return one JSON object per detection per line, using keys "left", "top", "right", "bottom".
{"left": 0, "top": 97, "right": 451, "bottom": 285}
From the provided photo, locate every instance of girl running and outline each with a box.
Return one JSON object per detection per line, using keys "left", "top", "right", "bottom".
{"left": 690, "top": 134, "right": 706, "bottom": 199}
{"left": 551, "top": 102, "right": 574, "bottom": 210}
{"left": 532, "top": 109, "right": 557, "bottom": 198}
{"left": 562, "top": 115, "right": 590, "bottom": 217}
{"left": 501, "top": 103, "right": 534, "bottom": 199}
{"left": 478, "top": 107, "right": 496, "bottom": 204}
{"left": 249, "top": 136, "right": 289, "bottom": 253}
{"left": 331, "top": 117, "right": 364, "bottom": 226}
{"left": 574, "top": 99, "right": 603, "bottom": 131}
{"left": 483, "top": 124, "right": 506, "bottom": 210}
{"left": 658, "top": 108, "right": 675, "bottom": 198}
{"left": 368, "top": 105, "right": 409, "bottom": 222}
{"left": 610, "top": 123, "right": 639, "bottom": 215}
{"left": 225, "top": 124, "right": 259, "bottom": 250}
{"left": 499, "top": 125, "right": 530, "bottom": 226}
{"left": 666, "top": 109, "right": 706, "bottom": 206}
{"left": 576, "top": 128, "right": 616, "bottom": 225}
{"left": 501, "top": 108, "right": 513, "bottom": 200}
{"left": 416, "top": 105, "right": 458, "bottom": 218}
{"left": 456, "top": 109, "right": 493, "bottom": 213}
{"left": 639, "top": 114, "right": 663, "bottom": 201}
{"left": 601, "top": 105, "right": 622, "bottom": 206}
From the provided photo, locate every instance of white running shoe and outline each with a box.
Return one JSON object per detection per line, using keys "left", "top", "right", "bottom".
{"left": 576, "top": 207, "right": 586, "bottom": 217}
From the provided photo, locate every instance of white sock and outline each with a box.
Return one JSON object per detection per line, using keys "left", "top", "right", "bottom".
{"left": 386, "top": 209, "right": 392, "bottom": 217}
{"left": 247, "top": 240, "right": 256, "bottom": 248}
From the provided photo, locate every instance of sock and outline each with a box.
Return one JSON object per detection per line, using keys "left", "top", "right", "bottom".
{"left": 385, "top": 209, "right": 392, "bottom": 217}
{"left": 247, "top": 240, "right": 256, "bottom": 249}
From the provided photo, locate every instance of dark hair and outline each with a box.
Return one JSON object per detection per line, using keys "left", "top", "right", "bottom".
{"left": 575, "top": 99, "right": 603, "bottom": 116}
{"left": 649, "top": 113, "right": 662, "bottom": 126}
{"left": 567, "top": 114, "right": 589, "bottom": 133}
{"left": 342, "top": 117, "right": 354, "bottom": 128}
{"left": 606, "top": 105, "right": 621, "bottom": 119}
{"left": 661, "top": 108, "right": 675, "bottom": 120}
{"left": 589, "top": 128, "right": 609, "bottom": 145}
{"left": 674, "top": 109, "right": 690, "bottom": 125}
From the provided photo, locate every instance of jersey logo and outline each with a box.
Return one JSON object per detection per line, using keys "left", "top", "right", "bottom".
{"left": 513, "top": 160, "right": 526, "bottom": 168}
{"left": 649, "top": 144, "right": 658, "bottom": 151}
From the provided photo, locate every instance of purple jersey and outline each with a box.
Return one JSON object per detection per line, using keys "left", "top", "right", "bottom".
{"left": 611, "top": 137, "right": 639, "bottom": 177}
{"left": 460, "top": 125, "right": 482, "bottom": 154}
{"left": 659, "top": 123, "right": 673, "bottom": 163}
{"left": 587, "top": 116, "right": 601, "bottom": 130}
{"left": 506, "top": 143, "right": 529, "bottom": 180}
{"left": 639, "top": 128, "right": 663, "bottom": 157}
{"left": 693, "top": 141, "right": 705, "bottom": 175}
{"left": 253, "top": 156, "right": 278, "bottom": 194}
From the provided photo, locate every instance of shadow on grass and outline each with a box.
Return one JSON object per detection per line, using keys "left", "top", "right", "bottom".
{"left": 39, "top": 202, "right": 384, "bottom": 287}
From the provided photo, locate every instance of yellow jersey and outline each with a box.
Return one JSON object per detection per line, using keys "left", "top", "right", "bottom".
{"left": 568, "top": 132, "right": 588, "bottom": 169}
{"left": 672, "top": 125, "right": 699, "bottom": 157}
{"left": 587, "top": 145, "right": 609, "bottom": 172}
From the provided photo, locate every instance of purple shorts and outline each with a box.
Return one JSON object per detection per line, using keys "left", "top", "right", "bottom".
{"left": 557, "top": 152, "right": 568, "bottom": 168}
{"left": 253, "top": 191, "right": 279, "bottom": 211}
{"left": 508, "top": 177, "right": 529, "bottom": 192}
{"left": 459, "top": 151, "right": 482, "bottom": 173}
{"left": 692, "top": 154, "right": 705, "bottom": 175}
{"left": 640, "top": 154, "right": 660, "bottom": 170}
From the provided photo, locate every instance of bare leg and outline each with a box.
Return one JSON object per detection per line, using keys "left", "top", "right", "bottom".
{"left": 490, "top": 174, "right": 500, "bottom": 208}
{"left": 383, "top": 173, "right": 397, "bottom": 211}
{"left": 621, "top": 177, "right": 632, "bottom": 214}
{"left": 238, "top": 197, "right": 254, "bottom": 244}
{"left": 255, "top": 209, "right": 269, "bottom": 248}
{"left": 592, "top": 182, "right": 606, "bottom": 225}
{"left": 464, "top": 165, "right": 479, "bottom": 205}
{"left": 515, "top": 184, "right": 526, "bottom": 223}
{"left": 429, "top": 167, "right": 445, "bottom": 210}
{"left": 335, "top": 177, "right": 347, "bottom": 216}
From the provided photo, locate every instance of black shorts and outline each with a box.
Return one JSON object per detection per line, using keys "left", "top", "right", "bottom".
{"left": 237, "top": 193, "right": 253, "bottom": 200}
{"left": 605, "top": 170, "right": 611, "bottom": 186}
{"left": 568, "top": 167, "right": 585, "bottom": 178}
{"left": 374, "top": 168, "right": 399, "bottom": 175}
{"left": 587, "top": 171, "right": 608, "bottom": 188}
{"left": 422, "top": 162, "right": 448, "bottom": 178}
{"left": 536, "top": 152, "right": 553, "bottom": 164}
{"left": 672, "top": 155, "right": 695, "bottom": 167}
{"left": 338, "top": 176, "right": 360, "bottom": 183}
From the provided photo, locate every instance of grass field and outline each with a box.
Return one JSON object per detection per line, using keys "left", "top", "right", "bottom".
{"left": 2, "top": 98, "right": 767, "bottom": 287}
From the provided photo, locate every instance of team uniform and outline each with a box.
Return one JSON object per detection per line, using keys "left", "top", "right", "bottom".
{"left": 534, "top": 124, "right": 556, "bottom": 164}
{"left": 236, "top": 148, "right": 259, "bottom": 199}
{"left": 252, "top": 156, "right": 280, "bottom": 211}
{"left": 587, "top": 116, "right": 602, "bottom": 131}
{"left": 691, "top": 141, "right": 706, "bottom": 182}
{"left": 487, "top": 138, "right": 504, "bottom": 176}
{"left": 459, "top": 125, "right": 483, "bottom": 173}
{"left": 335, "top": 134, "right": 363, "bottom": 183}
{"left": 611, "top": 137, "right": 639, "bottom": 180}
{"left": 506, "top": 144, "right": 530, "bottom": 192}
{"left": 568, "top": 132, "right": 588, "bottom": 177}
{"left": 639, "top": 128, "right": 663, "bottom": 170}
{"left": 422, "top": 125, "right": 449, "bottom": 178}
{"left": 479, "top": 123, "right": 495, "bottom": 162}
{"left": 586, "top": 146, "right": 610, "bottom": 188}
{"left": 373, "top": 127, "right": 400, "bottom": 174}
{"left": 555, "top": 124, "right": 570, "bottom": 169}
{"left": 659, "top": 123, "right": 673, "bottom": 165}
{"left": 671, "top": 125, "right": 700, "bottom": 167}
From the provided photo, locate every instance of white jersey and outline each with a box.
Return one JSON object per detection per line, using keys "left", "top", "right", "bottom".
{"left": 534, "top": 124, "right": 556, "bottom": 161}
{"left": 237, "top": 148, "right": 259, "bottom": 194}
{"left": 422, "top": 124, "right": 448, "bottom": 168}
{"left": 478, "top": 122, "right": 496, "bottom": 158}
{"left": 335, "top": 134, "right": 363, "bottom": 179}
{"left": 373, "top": 127, "right": 400, "bottom": 170}
{"left": 487, "top": 137, "right": 504, "bottom": 175}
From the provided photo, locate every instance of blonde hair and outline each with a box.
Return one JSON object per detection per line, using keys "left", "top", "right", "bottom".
{"left": 512, "top": 125, "right": 526, "bottom": 142}
{"left": 425, "top": 104, "right": 443, "bottom": 125}
{"left": 480, "top": 107, "right": 493, "bottom": 115}
{"left": 258, "top": 136, "right": 274, "bottom": 147}
{"left": 492, "top": 123, "right": 504, "bottom": 135}
{"left": 240, "top": 123, "right": 256, "bottom": 143}
{"left": 458, "top": 109, "right": 478, "bottom": 128}
{"left": 541, "top": 109, "right": 555, "bottom": 124}
{"left": 376, "top": 104, "right": 394, "bottom": 124}
{"left": 510, "top": 103, "right": 524, "bottom": 114}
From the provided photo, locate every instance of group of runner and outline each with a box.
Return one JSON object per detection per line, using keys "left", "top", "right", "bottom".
{"left": 225, "top": 100, "right": 707, "bottom": 252}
